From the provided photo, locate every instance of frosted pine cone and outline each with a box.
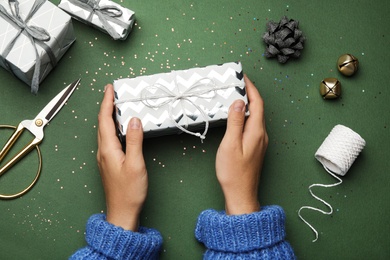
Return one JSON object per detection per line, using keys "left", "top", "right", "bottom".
{"left": 262, "top": 16, "right": 305, "bottom": 64}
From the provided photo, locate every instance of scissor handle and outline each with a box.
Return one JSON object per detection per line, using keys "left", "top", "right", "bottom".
{"left": 0, "top": 123, "right": 41, "bottom": 175}
{"left": 0, "top": 125, "right": 42, "bottom": 199}
{"left": 0, "top": 123, "right": 26, "bottom": 163}
{"left": 0, "top": 123, "right": 24, "bottom": 163}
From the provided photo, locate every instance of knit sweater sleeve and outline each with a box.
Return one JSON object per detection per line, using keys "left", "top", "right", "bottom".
{"left": 69, "top": 214, "right": 163, "bottom": 260}
{"left": 195, "top": 205, "right": 296, "bottom": 259}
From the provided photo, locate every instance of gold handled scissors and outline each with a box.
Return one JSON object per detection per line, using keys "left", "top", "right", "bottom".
{"left": 0, "top": 79, "right": 81, "bottom": 199}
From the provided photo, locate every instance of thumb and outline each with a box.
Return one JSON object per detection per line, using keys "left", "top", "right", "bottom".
{"left": 125, "top": 117, "right": 144, "bottom": 155}
{"left": 224, "top": 100, "right": 246, "bottom": 142}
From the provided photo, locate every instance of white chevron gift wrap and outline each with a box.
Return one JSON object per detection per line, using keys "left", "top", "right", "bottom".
{"left": 114, "top": 62, "right": 248, "bottom": 141}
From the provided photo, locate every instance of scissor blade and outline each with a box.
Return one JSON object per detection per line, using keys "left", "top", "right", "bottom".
{"left": 34, "top": 79, "right": 80, "bottom": 126}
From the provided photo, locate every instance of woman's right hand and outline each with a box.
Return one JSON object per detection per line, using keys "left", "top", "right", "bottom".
{"left": 215, "top": 75, "right": 268, "bottom": 215}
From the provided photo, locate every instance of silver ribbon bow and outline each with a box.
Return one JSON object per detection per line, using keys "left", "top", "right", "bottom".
{"left": 68, "top": 0, "right": 128, "bottom": 40}
{"left": 0, "top": 0, "right": 54, "bottom": 94}
{"left": 116, "top": 78, "right": 236, "bottom": 141}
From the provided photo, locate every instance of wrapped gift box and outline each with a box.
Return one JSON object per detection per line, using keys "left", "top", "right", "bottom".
{"left": 114, "top": 62, "right": 248, "bottom": 142}
{"left": 0, "top": 0, "right": 76, "bottom": 94}
{"left": 58, "top": 0, "right": 135, "bottom": 40}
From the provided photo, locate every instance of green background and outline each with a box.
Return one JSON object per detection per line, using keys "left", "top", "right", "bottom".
{"left": 1, "top": 0, "right": 389, "bottom": 259}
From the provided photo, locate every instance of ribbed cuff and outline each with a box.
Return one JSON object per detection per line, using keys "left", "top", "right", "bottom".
{"left": 195, "top": 205, "right": 287, "bottom": 252}
{"left": 85, "top": 214, "right": 162, "bottom": 260}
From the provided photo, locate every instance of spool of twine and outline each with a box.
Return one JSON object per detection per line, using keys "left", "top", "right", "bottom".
{"left": 299, "top": 125, "right": 366, "bottom": 242}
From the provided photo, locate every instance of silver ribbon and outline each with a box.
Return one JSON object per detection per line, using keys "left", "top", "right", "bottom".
{"left": 0, "top": 0, "right": 54, "bottom": 94}
{"left": 68, "top": 0, "right": 128, "bottom": 40}
{"left": 116, "top": 78, "right": 237, "bottom": 141}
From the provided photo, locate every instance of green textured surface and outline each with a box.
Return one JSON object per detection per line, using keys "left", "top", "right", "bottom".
{"left": 0, "top": 0, "right": 389, "bottom": 259}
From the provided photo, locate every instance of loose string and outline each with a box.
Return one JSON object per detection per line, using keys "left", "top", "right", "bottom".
{"left": 298, "top": 167, "right": 342, "bottom": 242}
{"left": 298, "top": 125, "right": 366, "bottom": 242}
{"left": 115, "top": 77, "right": 238, "bottom": 141}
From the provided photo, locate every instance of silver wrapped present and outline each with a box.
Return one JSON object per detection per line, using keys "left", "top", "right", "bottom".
{"left": 0, "top": 0, "right": 76, "bottom": 94}
{"left": 58, "top": 0, "right": 135, "bottom": 40}
{"left": 114, "top": 62, "right": 248, "bottom": 141}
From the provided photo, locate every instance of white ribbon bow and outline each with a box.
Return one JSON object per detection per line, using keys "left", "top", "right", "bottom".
{"left": 116, "top": 77, "right": 235, "bottom": 141}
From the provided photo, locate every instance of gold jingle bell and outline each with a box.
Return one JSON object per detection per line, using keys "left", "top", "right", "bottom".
{"left": 320, "top": 78, "right": 341, "bottom": 99}
{"left": 337, "top": 54, "right": 359, "bottom": 76}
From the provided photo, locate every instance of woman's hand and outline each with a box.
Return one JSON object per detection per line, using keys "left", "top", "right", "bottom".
{"left": 97, "top": 84, "right": 147, "bottom": 231}
{"left": 216, "top": 75, "right": 268, "bottom": 215}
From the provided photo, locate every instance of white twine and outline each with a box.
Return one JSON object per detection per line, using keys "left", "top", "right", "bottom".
{"left": 298, "top": 125, "right": 366, "bottom": 242}
{"left": 115, "top": 77, "right": 238, "bottom": 141}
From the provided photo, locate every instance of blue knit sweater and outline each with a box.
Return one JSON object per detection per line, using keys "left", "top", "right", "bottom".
{"left": 70, "top": 205, "right": 295, "bottom": 259}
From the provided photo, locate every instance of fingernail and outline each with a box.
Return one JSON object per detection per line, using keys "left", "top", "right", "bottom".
{"left": 104, "top": 85, "right": 108, "bottom": 92}
{"left": 233, "top": 100, "right": 245, "bottom": 112}
{"left": 130, "top": 117, "right": 141, "bottom": 129}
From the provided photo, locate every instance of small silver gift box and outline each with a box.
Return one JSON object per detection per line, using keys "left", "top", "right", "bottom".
{"left": 114, "top": 62, "right": 248, "bottom": 141}
{"left": 58, "top": 0, "right": 135, "bottom": 40}
{"left": 0, "top": 0, "right": 76, "bottom": 94}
